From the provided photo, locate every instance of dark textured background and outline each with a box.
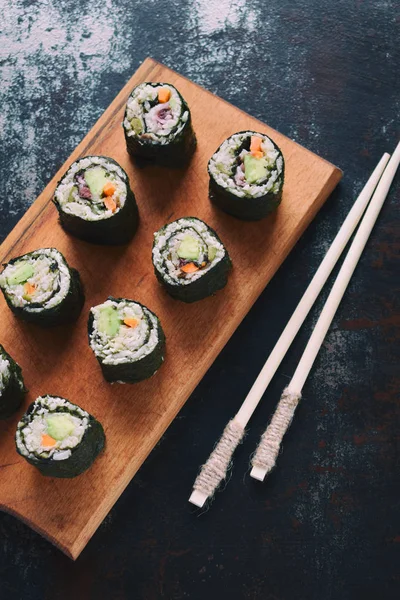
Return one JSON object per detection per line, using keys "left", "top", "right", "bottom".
{"left": 0, "top": 1, "right": 399, "bottom": 598}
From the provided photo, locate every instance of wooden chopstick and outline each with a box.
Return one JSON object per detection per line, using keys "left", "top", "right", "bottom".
{"left": 250, "top": 140, "right": 400, "bottom": 481}
{"left": 189, "top": 151, "right": 392, "bottom": 508}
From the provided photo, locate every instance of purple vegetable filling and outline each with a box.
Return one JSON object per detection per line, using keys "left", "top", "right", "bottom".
{"left": 74, "top": 172, "right": 92, "bottom": 200}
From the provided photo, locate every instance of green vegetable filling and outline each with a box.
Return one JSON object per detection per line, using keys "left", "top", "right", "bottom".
{"left": 98, "top": 306, "right": 120, "bottom": 337}
{"left": 208, "top": 246, "right": 217, "bottom": 261}
{"left": 7, "top": 263, "right": 34, "bottom": 286}
{"left": 216, "top": 161, "right": 231, "bottom": 175}
{"left": 85, "top": 167, "right": 109, "bottom": 197}
{"left": 244, "top": 154, "right": 269, "bottom": 184}
{"left": 177, "top": 235, "right": 200, "bottom": 261}
{"left": 46, "top": 414, "right": 75, "bottom": 441}
{"left": 130, "top": 117, "right": 143, "bottom": 135}
{"left": 68, "top": 185, "right": 78, "bottom": 203}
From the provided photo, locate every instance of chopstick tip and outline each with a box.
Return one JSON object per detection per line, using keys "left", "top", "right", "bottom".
{"left": 189, "top": 490, "right": 208, "bottom": 508}
{"left": 250, "top": 466, "right": 267, "bottom": 481}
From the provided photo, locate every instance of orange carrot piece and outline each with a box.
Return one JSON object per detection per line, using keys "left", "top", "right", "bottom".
{"left": 124, "top": 318, "right": 139, "bottom": 328}
{"left": 158, "top": 87, "right": 171, "bottom": 103}
{"left": 250, "top": 136, "right": 263, "bottom": 157}
{"left": 41, "top": 434, "right": 56, "bottom": 447}
{"left": 250, "top": 136, "right": 262, "bottom": 152}
{"left": 181, "top": 262, "right": 199, "bottom": 273}
{"left": 103, "top": 181, "right": 116, "bottom": 196}
{"left": 23, "top": 282, "right": 36, "bottom": 296}
{"left": 103, "top": 197, "right": 117, "bottom": 212}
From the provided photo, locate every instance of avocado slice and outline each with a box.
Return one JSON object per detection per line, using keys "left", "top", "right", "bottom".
{"left": 177, "top": 235, "right": 200, "bottom": 261}
{"left": 97, "top": 306, "right": 120, "bottom": 337}
{"left": 208, "top": 246, "right": 217, "bottom": 261}
{"left": 130, "top": 117, "right": 143, "bottom": 135}
{"left": 84, "top": 167, "right": 109, "bottom": 197}
{"left": 7, "top": 262, "right": 34, "bottom": 286}
{"left": 46, "top": 414, "right": 75, "bottom": 441}
{"left": 244, "top": 154, "right": 269, "bottom": 184}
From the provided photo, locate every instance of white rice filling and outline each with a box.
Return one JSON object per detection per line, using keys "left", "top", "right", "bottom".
{"left": 16, "top": 395, "right": 89, "bottom": 460}
{"left": 152, "top": 218, "right": 225, "bottom": 285}
{"left": 124, "top": 83, "right": 189, "bottom": 143}
{"left": 0, "top": 248, "right": 70, "bottom": 312}
{"left": 0, "top": 356, "right": 10, "bottom": 394}
{"left": 54, "top": 156, "right": 127, "bottom": 221}
{"left": 89, "top": 299, "right": 159, "bottom": 365}
{"left": 208, "top": 131, "right": 284, "bottom": 198}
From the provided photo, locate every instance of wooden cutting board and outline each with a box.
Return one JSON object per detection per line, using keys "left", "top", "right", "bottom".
{"left": 0, "top": 58, "right": 342, "bottom": 559}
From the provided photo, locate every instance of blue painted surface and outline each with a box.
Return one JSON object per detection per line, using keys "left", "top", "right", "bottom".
{"left": 0, "top": 1, "right": 399, "bottom": 598}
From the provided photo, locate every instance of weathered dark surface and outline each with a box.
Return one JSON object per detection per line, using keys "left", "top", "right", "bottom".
{"left": 0, "top": 1, "right": 399, "bottom": 598}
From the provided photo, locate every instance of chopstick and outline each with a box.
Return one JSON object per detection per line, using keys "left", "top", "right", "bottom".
{"left": 250, "top": 140, "right": 400, "bottom": 481}
{"left": 189, "top": 151, "right": 392, "bottom": 508}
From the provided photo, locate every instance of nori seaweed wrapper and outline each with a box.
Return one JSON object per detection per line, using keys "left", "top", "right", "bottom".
{"left": 123, "top": 83, "right": 196, "bottom": 167}
{"left": 0, "top": 249, "right": 84, "bottom": 328}
{"left": 53, "top": 156, "right": 139, "bottom": 245}
{"left": 0, "top": 345, "right": 26, "bottom": 420}
{"left": 152, "top": 217, "right": 232, "bottom": 303}
{"left": 15, "top": 396, "right": 105, "bottom": 478}
{"left": 88, "top": 298, "right": 166, "bottom": 384}
{"left": 208, "top": 131, "right": 285, "bottom": 221}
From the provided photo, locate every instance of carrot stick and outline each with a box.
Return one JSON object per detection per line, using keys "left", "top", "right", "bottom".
{"left": 104, "top": 197, "right": 117, "bottom": 212}
{"left": 103, "top": 182, "right": 116, "bottom": 197}
{"left": 250, "top": 136, "right": 263, "bottom": 158}
{"left": 158, "top": 88, "right": 171, "bottom": 103}
{"left": 181, "top": 262, "right": 199, "bottom": 273}
{"left": 124, "top": 318, "right": 139, "bottom": 328}
{"left": 41, "top": 434, "right": 56, "bottom": 447}
{"left": 23, "top": 282, "right": 36, "bottom": 296}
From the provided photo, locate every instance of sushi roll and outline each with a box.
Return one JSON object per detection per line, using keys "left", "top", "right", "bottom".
{"left": 152, "top": 217, "right": 232, "bottom": 303}
{"left": 0, "top": 345, "right": 26, "bottom": 419}
{"left": 123, "top": 82, "right": 196, "bottom": 166}
{"left": 88, "top": 298, "right": 165, "bottom": 384}
{"left": 0, "top": 248, "right": 84, "bottom": 327}
{"left": 15, "top": 395, "right": 105, "bottom": 478}
{"left": 53, "top": 155, "right": 139, "bottom": 245}
{"left": 208, "top": 131, "right": 285, "bottom": 221}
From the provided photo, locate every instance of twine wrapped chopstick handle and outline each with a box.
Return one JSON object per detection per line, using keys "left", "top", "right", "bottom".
{"left": 251, "top": 388, "right": 301, "bottom": 481}
{"left": 189, "top": 420, "right": 245, "bottom": 508}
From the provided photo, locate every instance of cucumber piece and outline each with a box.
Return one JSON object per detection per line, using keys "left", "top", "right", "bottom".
{"left": 84, "top": 167, "right": 109, "bottom": 197}
{"left": 244, "top": 154, "right": 269, "bottom": 184}
{"left": 208, "top": 246, "right": 217, "bottom": 261}
{"left": 46, "top": 414, "right": 75, "bottom": 441}
{"left": 177, "top": 235, "right": 200, "bottom": 261}
{"left": 7, "top": 263, "right": 34, "bottom": 286}
{"left": 98, "top": 306, "right": 120, "bottom": 336}
{"left": 68, "top": 185, "right": 78, "bottom": 203}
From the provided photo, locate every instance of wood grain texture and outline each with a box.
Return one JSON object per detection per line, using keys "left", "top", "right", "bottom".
{"left": 0, "top": 58, "right": 342, "bottom": 559}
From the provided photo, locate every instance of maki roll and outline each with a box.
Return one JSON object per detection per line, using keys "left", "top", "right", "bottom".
{"left": 208, "top": 131, "right": 285, "bottom": 221}
{"left": 123, "top": 82, "right": 196, "bottom": 166}
{"left": 53, "top": 155, "right": 139, "bottom": 245}
{"left": 0, "top": 248, "right": 84, "bottom": 327}
{"left": 88, "top": 298, "right": 165, "bottom": 384}
{"left": 0, "top": 345, "right": 26, "bottom": 419}
{"left": 152, "top": 217, "right": 232, "bottom": 303}
{"left": 15, "top": 395, "right": 105, "bottom": 478}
